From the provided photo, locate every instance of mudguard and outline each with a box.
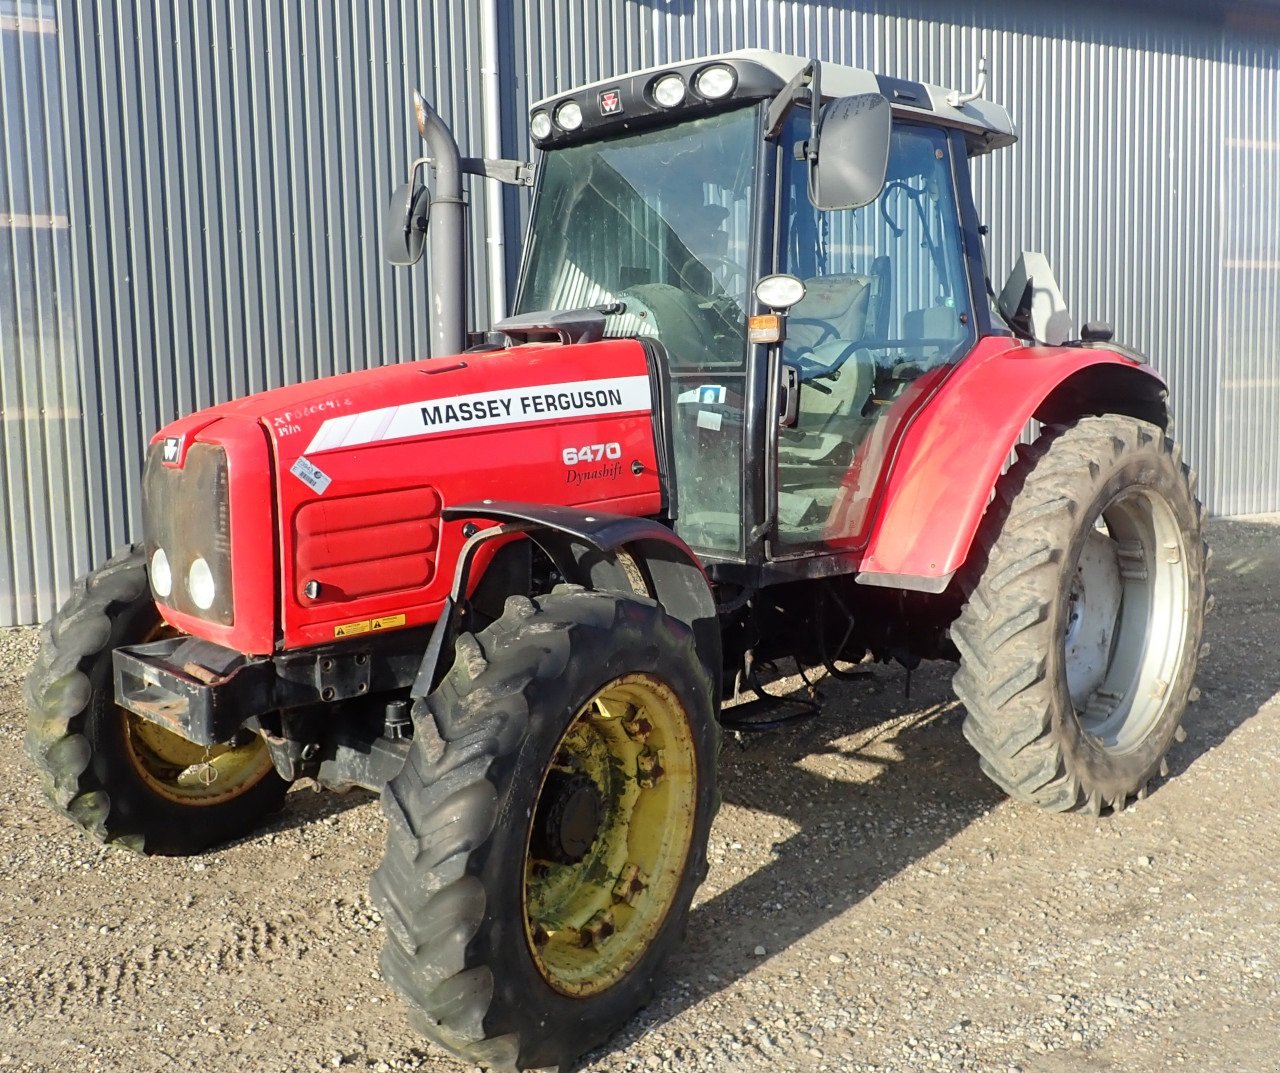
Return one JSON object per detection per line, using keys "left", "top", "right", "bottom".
{"left": 412, "top": 502, "right": 721, "bottom": 697}
{"left": 855, "top": 336, "right": 1169, "bottom": 593}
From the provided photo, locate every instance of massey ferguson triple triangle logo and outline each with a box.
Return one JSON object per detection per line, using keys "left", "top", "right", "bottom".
{"left": 599, "top": 88, "right": 622, "bottom": 115}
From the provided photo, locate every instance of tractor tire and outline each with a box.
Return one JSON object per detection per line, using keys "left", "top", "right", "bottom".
{"left": 371, "top": 588, "right": 719, "bottom": 1071}
{"left": 952, "top": 414, "right": 1208, "bottom": 815}
{"left": 23, "top": 544, "right": 288, "bottom": 855}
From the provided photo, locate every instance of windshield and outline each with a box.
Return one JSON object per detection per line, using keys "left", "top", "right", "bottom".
{"left": 516, "top": 105, "right": 763, "bottom": 555}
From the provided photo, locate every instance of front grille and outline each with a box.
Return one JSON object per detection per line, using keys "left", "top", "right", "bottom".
{"left": 143, "top": 442, "right": 235, "bottom": 625}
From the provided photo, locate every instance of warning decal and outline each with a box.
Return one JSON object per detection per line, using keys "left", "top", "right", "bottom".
{"left": 333, "top": 613, "right": 407, "bottom": 638}
{"left": 304, "top": 375, "right": 652, "bottom": 454}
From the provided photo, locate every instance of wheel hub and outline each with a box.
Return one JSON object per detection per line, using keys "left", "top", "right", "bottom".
{"left": 522, "top": 673, "right": 697, "bottom": 998}
{"left": 1064, "top": 529, "right": 1123, "bottom": 709}
{"left": 531, "top": 771, "right": 603, "bottom": 865}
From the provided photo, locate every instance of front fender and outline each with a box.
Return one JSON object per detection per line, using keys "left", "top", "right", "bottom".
{"left": 413, "top": 502, "right": 721, "bottom": 698}
{"left": 855, "top": 338, "right": 1168, "bottom": 592}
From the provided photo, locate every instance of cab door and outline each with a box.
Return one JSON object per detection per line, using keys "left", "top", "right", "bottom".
{"left": 771, "top": 121, "right": 979, "bottom": 553}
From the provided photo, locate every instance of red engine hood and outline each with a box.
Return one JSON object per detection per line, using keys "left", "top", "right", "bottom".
{"left": 150, "top": 340, "right": 664, "bottom": 653}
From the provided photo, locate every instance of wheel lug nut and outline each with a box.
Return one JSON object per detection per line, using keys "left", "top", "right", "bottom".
{"left": 612, "top": 863, "right": 649, "bottom": 905}
{"left": 579, "top": 909, "right": 616, "bottom": 947}
{"left": 636, "top": 747, "right": 665, "bottom": 788}
{"left": 623, "top": 714, "right": 653, "bottom": 742}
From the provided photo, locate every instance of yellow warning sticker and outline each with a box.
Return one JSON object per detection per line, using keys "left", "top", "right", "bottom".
{"left": 333, "top": 613, "right": 406, "bottom": 639}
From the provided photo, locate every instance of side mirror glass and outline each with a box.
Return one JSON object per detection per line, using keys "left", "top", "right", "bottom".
{"left": 808, "top": 93, "right": 891, "bottom": 211}
{"left": 384, "top": 182, "right": 431, "bottom": 266}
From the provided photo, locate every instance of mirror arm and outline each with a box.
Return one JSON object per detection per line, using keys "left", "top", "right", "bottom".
{"left": 461, "top": 157, "right": 535, "bottom": 187}
{"left": 765, "top": 58, "right": 822, "bottom": 138}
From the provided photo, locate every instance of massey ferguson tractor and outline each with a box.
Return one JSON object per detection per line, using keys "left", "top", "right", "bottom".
{"left": 25, "top": 50, "right": 1207, "bottom": 1070}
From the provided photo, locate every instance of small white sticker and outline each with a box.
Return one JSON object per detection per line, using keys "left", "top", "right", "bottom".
{"left": 290, "top": 456, "right": 332, "bottom": 494}
{"left": 697, "top": 409, "right": 723, "bottom": 432}
{"left": 677, "top": 384, "right": 727, "bottom": 405}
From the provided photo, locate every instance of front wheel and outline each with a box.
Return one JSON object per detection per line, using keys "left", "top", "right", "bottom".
{"left": 371, "top": 589, "right": 719, "bottom": 1071}
{"left": 952, "top": 414, "right": 1208, "bottom": 815}
{"left": 24, "top": 544, "right": 289, "bottom": 854}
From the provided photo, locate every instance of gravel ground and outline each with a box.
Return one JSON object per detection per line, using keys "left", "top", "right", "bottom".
{"left": 3, "top": 514, "right": 1279, "bottom": 1073}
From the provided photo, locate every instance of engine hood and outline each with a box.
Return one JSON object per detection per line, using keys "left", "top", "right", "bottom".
{"left": 155, "top": 341, "right": 653, "bottom": 450}
{"left": 149, "top": 339, "right": 664, "bottom": 653}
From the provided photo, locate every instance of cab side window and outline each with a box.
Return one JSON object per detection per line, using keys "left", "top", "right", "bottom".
{"left": 781, "top": 122, "right": 973, "bottom": 369}
{"left": 774, "top": 121, "right": 975, "bottom": 549}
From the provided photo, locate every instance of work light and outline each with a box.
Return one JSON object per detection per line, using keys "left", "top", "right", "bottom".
{"left": 652, "top": 74, "right": 687, "bottom": 108}
{"left": 555, "top": 100, "right": 583, "bottom": 131}
{"left": 695, "top": 64, "right": 735, "bottom": 100}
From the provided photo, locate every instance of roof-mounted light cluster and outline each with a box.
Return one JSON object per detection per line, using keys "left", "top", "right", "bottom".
{"left": 647, "top": 63, "right": 737, "bottom": 109}
{"left": 528, "top": 61, "right": 740, "bottom": 147}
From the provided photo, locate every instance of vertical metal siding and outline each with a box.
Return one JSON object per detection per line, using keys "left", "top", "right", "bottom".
{"left": 1216, "top": 23, "right": 1280, "bottom": 514}
{"left": 0, "top": 1, "right": 86, "bottom": 626}
{"left": 0, "top": 0, "right": 501, "bottom": 625}
{"left": 2, "top": 0, "right": 1278, "bottom": 624}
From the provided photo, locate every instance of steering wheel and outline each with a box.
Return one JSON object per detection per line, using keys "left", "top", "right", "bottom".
{"left": 786, "top": 317, "right": 840, "bottom": 348}
{"left": 680, "top": 254, "right": 750, "bottom": 297}
{"left": 790, "top": 340, "right": 865, "bottom": 382}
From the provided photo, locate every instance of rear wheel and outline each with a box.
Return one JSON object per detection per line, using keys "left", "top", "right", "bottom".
{"left": 24, "top": 544, "right": 288, "bottom": 854}
{"left": 952, "top": 415, "right": 1208, "bottom": 814}
{"left": 372, "top": 589, "right": 719, "bottom": 1071}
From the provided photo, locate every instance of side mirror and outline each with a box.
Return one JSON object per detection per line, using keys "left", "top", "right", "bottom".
{"left": 808, "top": 93, "right": 891, "bottom": 211}
{"left": 384, "top": 181, "right": 431, "bottom": 266}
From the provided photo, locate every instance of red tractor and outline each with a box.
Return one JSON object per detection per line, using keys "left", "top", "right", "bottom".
{"left": 26, "top": 51, "right": 1207, "bottom": 1071}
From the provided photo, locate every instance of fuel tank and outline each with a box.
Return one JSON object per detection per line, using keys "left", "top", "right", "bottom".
{"left": 145, "top": 340, "right": 663, "bottom": 653}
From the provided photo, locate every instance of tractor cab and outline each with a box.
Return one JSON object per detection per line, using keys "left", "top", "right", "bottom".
{"left": 393, "top": 51, "right": 1017, "bottom": 576}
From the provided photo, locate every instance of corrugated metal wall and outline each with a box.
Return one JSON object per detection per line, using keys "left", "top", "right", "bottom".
{"left": 1, "top": 0, "right": 504, "bottom": 624}
{"left": 0, "top": 0, "right": 84, "bottom": 627}
{"left": 2, "top": 0, "right": 1278, "bottom": 625}
{"left": 1216, "top": 13, "right": 1280, "bottom": 513}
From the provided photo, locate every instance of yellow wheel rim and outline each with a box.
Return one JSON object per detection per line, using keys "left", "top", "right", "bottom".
{"left": 522, "top": 673, "right": 697, "bottom": 997}
{"left": 119, "top": 623, "right": 278, "bottom": 806}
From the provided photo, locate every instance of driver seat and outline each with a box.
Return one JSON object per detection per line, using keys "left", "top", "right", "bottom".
{"left": 787, "top": 273, "right": 874, "bottom": 352}
{"left": 778, "top": 274, "right": 876, "bottom": 464}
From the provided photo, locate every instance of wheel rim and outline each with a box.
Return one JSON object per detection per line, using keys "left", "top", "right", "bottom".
{"left": 523, "top": 673, "right": 697, "bottom": 997}
{"left": 1064, "top": 487, "right": 1191, "bottom": 754}
{"left": 119, "top": 624, "right": 277, "bottom": 806}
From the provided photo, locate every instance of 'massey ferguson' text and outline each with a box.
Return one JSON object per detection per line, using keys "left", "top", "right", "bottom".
{"left": 420, "top": 387, "right": 625, "bottom": 428}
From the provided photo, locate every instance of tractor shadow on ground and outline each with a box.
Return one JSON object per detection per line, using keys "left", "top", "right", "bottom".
{"left": 260, "top": 784, "right": 380, "bottom": 838}
{"left": 655, "top": 663, "right": 1000, "bottom": 1022}
{"left": 1162, "top": 516, "right": 1280, "bottom": 782}
{"left": 592, "top": 515, "right": 1280, "bottom": 1059}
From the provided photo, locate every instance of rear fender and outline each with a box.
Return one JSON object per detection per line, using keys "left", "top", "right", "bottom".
{"left": 412, "top": 502, "right": 720, "bottom": 698}
{"left": 856, "top": 340, "right": 1168, "bottom": 592}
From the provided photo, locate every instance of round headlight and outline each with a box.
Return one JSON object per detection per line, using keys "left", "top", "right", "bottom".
{"left": 652, "top": 73, "right": 687, "bottom": 108}
{"left": 555, "top": 99, "right": 583, "bottom": 131}
{"left": 187, "top": 557, "right": 216, "bottom": 611}
{"left": 150, "top": 547, "right": 172, "bottom": 598}
{"left": 754, "top": 273, "right": 808, "bottom": 312}
{"left": 530, "top": 110, "right": 552, "bottom": 140}
{"left": 695, "top": 64, "right": 736, "bottom": 100}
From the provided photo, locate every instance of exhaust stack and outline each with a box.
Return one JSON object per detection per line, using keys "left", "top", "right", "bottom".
{"left": 412, "top": 91, "right": 467, "bottom": 357}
